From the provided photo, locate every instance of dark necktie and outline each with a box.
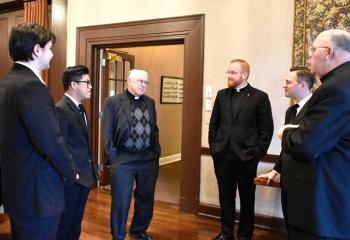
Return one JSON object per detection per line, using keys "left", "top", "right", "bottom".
{"left": 289, "top": 104, "right": 299, "bottom": 123}
{"left": 78, "top": 104, "right": 87, "bottom": 125}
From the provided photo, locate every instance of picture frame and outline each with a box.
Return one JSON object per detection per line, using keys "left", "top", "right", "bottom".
{"left": 292, "top": 0, "right": 350, "bottom": 68}
{"left": 160, "top": 76, "right": 183, "bottom": 104}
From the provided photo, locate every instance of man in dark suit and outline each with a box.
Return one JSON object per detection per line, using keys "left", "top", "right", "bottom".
{"left": 279, "top": 29, "right": 350, "bottom": 239}
{"left": 0, "top": 23, "right": 78, "bottom": 240}
{"left": 55, "top": 65, "right": 99, "bottom": 240}
{"left": 102, "top": 69, "right": 161, "bottom": 240}
{"left": 257, "top": 68, "right": 315, "bottom": 231}
{"left": 209, "top": 59, "right": 274, "bottom": 240}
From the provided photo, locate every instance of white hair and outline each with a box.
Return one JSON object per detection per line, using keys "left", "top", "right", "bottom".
{"left": 318, "top": 29, "right": 350, "bottom": 52}
{"left": 128, "top": 69, "right": 148, "bottom": 80}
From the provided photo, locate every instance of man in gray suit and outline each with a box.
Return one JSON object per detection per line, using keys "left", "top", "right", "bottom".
{"left": 102, "top": 69, "right": 161, "bottom": 240}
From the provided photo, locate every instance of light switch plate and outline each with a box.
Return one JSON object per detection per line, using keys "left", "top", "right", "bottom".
{"left": 205, "top": 99, "right": 212, "bottom": 111}
{"left": 205, "top": 86, "right": 213, "bottom": 98}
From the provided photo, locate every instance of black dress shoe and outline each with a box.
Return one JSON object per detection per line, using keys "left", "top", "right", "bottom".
{"left": 128, "top": 231, "right": 153, "bottom": 240}
{"left": 212, "top": 233, "right": 235, "bottom": 240}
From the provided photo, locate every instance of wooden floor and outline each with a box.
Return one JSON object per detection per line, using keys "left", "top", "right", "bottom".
{"left": 155, "top": 161, "right": 181, "bottom": 204}
{"left": 0, "top": 188, "right": 286, "bottom": 240}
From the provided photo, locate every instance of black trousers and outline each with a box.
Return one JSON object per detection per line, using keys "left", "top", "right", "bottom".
{"left": 0, "top": 166, "right": 2, "bottom": 207}
{"left": 280, "top": 184, "right": 289, "bottom": 232}
{"left": 55, "top": 183, "right": 90, "bottom": 240}
{"left": 110, "top": 149, "right": 159, "bottom": 240}
{"left": 213, "top": 152, "right": 258, "bottom": 240}
{"left": 10, "top": 215, "right": 60, "bottom": 240}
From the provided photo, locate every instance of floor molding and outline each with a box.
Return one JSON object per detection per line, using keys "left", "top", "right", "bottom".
{"left": 198, "top": 203, "right": 287, "bottom": 234}
{"left": 159, "top": 153, "right": 181, "bottom": 166}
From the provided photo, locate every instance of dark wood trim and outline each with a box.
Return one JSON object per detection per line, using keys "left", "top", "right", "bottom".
{"left": 0, "top": 0, "right": 51, "bottom": 14}
{"left": 200, "top": 147, "right": 279, "bottom": 163}
{"left": 264, "top": 154, "right": 280, "bottom": 163}
{"left": 76, "top": 14, "right": 205, "bottom": 214}
{"left": 0, "top": 1, "right": 23, "bottom": 14}
{"left": 49, "top": 0, "right": 67, "bottom": 102}
{"left": 198, "top": 203, "right": 287, "bottom": 234}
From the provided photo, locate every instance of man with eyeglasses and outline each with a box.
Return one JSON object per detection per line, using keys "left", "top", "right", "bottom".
{"left": 209, "top": 59, "right": 273, "bottom": 240}
{"left": 279, "top": 29, "right": 350, "bottom": 239}
{"left": 55, "top": 65, "right": 99, "bottom": 240}
{"left": 102, "top": 69, "right": 161, "bottom": 240}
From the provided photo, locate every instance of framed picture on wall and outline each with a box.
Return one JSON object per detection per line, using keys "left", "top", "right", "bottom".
{"left": 160, "top": 76, "right": 183, "bottom": 104}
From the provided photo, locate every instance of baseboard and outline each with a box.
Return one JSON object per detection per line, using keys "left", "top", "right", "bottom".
{"left": 159, "top": 153, "right": 181, "bottom": 165}
{"left": 198, "top": 203, "right": 287, "bottom": 234}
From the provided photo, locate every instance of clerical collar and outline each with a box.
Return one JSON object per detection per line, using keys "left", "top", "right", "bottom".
{"left": 126, "top": 89, "right": 142, "bottom": 100}
{"left": 320, "top": 61, "right": 350, "bottom": 83}
{"left": 234, "top": 83, "right": 248, "bottom": 92}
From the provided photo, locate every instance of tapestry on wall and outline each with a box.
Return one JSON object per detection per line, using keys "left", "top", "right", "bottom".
{"left": 292, "top": 0, "right": 350, "bottom": 67}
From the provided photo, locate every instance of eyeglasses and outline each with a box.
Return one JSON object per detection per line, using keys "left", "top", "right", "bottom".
{"left": 134, "top": 79, "right": 149, "bottom": 85}
{"left": 226, "top": 70, "right": 242, "bottom": 75}
{"left": 74, "top": 80, "right": 92, "bottom": 87}
{"left": 308, "top": 46, "right": 329, "bottom": 55}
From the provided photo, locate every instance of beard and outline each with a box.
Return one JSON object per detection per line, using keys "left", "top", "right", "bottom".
{"left": 227, "top": 79, "right": 239, "bottom": 88}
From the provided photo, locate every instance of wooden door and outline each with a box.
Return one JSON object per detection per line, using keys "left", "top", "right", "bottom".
{"left": 97, "top": 48, "right": 134, "bottom": 186}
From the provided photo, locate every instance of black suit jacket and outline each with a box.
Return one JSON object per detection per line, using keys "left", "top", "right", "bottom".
{"left": 274, "top": 102, "right": 309, "bottom": 190}
{"left": 282, "top": 61, "right": 350, "bottom": 238}
{"left": 209, "top": 84, "right": 273, "bottom": 161}
{"left": 101, "top": 92, "right": 161, "bottom": 163}
{"left": 56, "top": 96, "right": 99, "bottom": 187}
{"left": 0, "top": 63, "right": 76, "bottom": 219}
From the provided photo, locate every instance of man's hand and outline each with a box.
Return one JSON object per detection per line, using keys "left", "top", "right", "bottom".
{"left": 256, "top": 170, "right": 279, "bottom": 185}
{"left": 277, "top": 124, "right": 299, "bottom": 140}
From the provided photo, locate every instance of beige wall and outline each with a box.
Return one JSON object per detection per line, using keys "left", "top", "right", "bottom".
{"left": 66, "top": 0, "right": 295, "bottom": 217}
{"left": 117, "top": 45, "right": 183, "bottom": 158}
{"left": 67, "top": 0, "right": 294, "bottom": 154}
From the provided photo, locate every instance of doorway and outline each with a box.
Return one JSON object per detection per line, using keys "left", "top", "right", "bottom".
{"left": 76, "top": 14, "right": 204, "bottom": 213}
{"left": 97, "top": 44, "right": 184, "bottom": 204}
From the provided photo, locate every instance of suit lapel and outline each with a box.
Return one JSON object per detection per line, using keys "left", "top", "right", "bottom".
{"left": 226, "top": 90, "right": 234, "bottom": 121}
{"left": 232, "top": 85, "right": 252, "bottom": 123}
{"left": 294, "top": 104, "right": 307, "bottom": 123}
{"left": 64, "top": 96, "right": 89, "bottom": 140}
{"left": 120, "top": 93, "right": 132, "bottom": 124}
{"left": 144, "top": 97, "right": 155, "bottom": 125}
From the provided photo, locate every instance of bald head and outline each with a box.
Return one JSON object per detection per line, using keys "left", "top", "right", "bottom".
{"left": 310, "top": 29, "right": 350, "bottom": 78}
{"left": 317, "top": 29, "right": 350, "bottom": 52}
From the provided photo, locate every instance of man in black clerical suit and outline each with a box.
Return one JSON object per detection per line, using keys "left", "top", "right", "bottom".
{"left": 257, "top": 68, "right": 315, "bottom": 232}
{"left": 0, "top": 23, "right": 78, "bottom": 240}
{"left": 102, "top": 69, "right": 161, "bottom": 240}
{"left": 209, "top": 59, "right": 273, "bottom": 240}
{"left": 279, "top": 29, "right": 350, "bottom": 239}
{"left": 55, "top": 65, "right": 99, "bottom": 240}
